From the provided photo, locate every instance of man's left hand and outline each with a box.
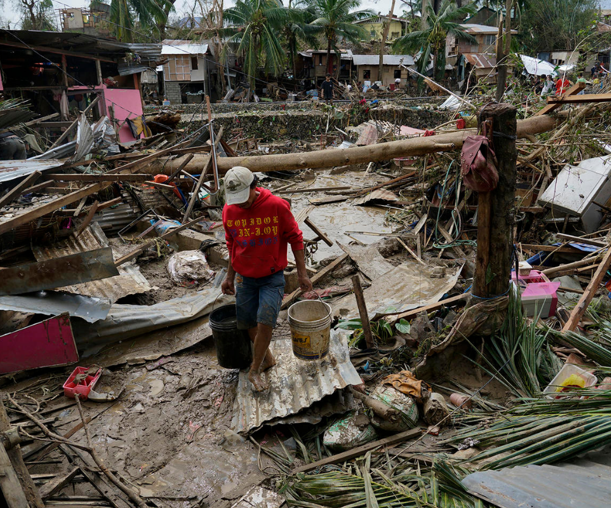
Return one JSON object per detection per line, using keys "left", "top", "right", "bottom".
{"left": 299, "top": 275, "right": 313, "bottom": 293}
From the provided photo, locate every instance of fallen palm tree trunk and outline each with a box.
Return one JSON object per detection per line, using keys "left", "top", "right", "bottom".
{"left": 152, "top": 114, "right": 560, "bottom": 175}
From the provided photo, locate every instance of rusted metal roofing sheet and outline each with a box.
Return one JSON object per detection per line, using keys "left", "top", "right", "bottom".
{"left": 32, "top": 222, "right": 150, "bottom": 304}
{"left": 232, "top": 329, "right": 362, "bottom": 434}
{"left": 0, "top": 247, "right": 118, "bottom": 296}
{"left": 462, "top": 450, "right": 611, "bottom": 508}
{"left": 464, "top": 53, "right": 497, "bottom": 69}
{"left": 0, "top": 159, "right": 63, "bottom": 183}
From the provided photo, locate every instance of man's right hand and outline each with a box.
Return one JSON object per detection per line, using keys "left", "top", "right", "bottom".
{"left": 221, "top": 277, "right": 235, "bottom": 295}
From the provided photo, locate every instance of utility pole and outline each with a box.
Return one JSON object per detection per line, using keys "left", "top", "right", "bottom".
{"left": 495, "top": 0, "right": 513, "bottom": 102}
{"left": 472, "top": 103, "right": 517, "bottom": 299}
{"left": 378, "top": 0, "right": 396, "bottom": 85}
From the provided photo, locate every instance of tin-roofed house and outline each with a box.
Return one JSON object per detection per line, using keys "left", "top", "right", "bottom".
{"left": 161, "top": 40, "right": 215, "bottom": 104}
{"left": 352, "top": 54, "right": 415, "bottom": 87}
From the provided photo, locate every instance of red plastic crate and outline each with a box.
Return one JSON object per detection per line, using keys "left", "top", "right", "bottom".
{"left": 63, "top": 367, "right": 102, "bottom": 400}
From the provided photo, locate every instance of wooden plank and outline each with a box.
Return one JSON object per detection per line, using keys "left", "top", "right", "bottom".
{"left": 547, "top": 92, "right": 611, "bottom": 104}
{"left": 304, "top": 217, "right": 333, "bottom": 247}
{"left": 386, "top": 293, "right": 469, "bottom": 324}
{"left": 541, "top": 253, "right": 605, "bottom": 278}
{"left": 519, "top": 243, "right": 582, "bottom": 254}
{"left": 0, "top": 183, "right": 106, "bottom": 236}
{"left": 114, "top": 216, "right": 204, "bottom": 267}
{"left": 562, "top": 247, "right": 611, "bottom": 332}
{"left": 355, "top": 171, "right": 416, "bottom": 196}
{"left": 396, "top": 237, "right": 425, "bottom": 266}
{"left": 75, "top": 201, "right": 99, "bottom": 238}
{"left": 22, "top": 180, "right": 54, "bottom": 194}
{"left": 96, "top": 197, "right": 123, "bottom": 211}
{"left": 0, "top": 443, "right": 29, "bottom": 508}
{"left": 535, "top": 82, "right": 586, "bottom": 116}
{"left": 0, "top": 171, "right": 41, "bottom": 208}
{"left": 278, "top": 186, "right": 352, "bottom": 194}
{"left": 183, "top": 125, "right": 223, "bottom": 223}
{"left": 352, "top": 275, "right": 375, "bottom": 348}
{"left": 292, "top": 427, "right": 422, "bottom": 474}
{"left": 437, "top": 223, "right": 467, "bottom": 259}
{"left": 39, "top": 467, "right": 80, "bottom": 500}
{"left": 555, "top": 233, "right": 607, "bottom": 248}
{"left": 167, "top": 154, "right": 195, "bottom": 183}
{"left": 0, "top": 397, "right": 44, "bottom": 508}
{"left": 281, "top": 253, "right": 349, "bottom": 310}
{"left": 293, "top": 205, "right": 314, "bottom": 226}
{"left": 46, "top": 174, "right": 150, "bottom": 182}
{"left": 106, "top": 139, "right": 191, "bottom": 175}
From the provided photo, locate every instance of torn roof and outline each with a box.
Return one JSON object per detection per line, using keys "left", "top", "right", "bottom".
{"left": 464, "top": 53, "right": 497, "bottom": 69}
{"left": 0, "top": 159, "right": 64, "bottom": 183}
{"left": 162, "top": 39, "right": 211, "bottom": 56}
{"left": 460, "top": 23, "right": 518, "bottom": 35}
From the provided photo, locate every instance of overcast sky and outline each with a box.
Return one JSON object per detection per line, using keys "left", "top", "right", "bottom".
{"left": 2, "top": 0, "right": 402, "bottom": 30}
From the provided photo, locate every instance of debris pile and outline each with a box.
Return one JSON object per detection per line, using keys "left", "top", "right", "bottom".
{"left": 3, "top": 80, "right": 611, "bottom": 508}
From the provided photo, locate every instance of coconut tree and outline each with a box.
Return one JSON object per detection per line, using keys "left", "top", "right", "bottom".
{"left": 309, "top": 0, "right": 374, "bottom": 77}
{"left": 223, "top": 0, "right": 289, "bottom": 88}
{"left": 392, "top": 0, "right": 476, "bottom": 81}
{"left": 91, "top": 0, "right": 171, "bottom": 42}
{"left": 283, "top": 0, "right": 320, "bottom": 78}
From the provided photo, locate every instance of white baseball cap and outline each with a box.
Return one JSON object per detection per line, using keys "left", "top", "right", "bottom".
{"left": 224, "top": 166, "right": 254, "bottom": 205}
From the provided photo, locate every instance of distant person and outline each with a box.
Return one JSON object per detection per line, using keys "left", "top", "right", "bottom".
{"left": 321, "top": 73, "right": 334, "bottom": 105}
{"left": 577, "top": 73, "right": 587, "bottom": 94}
{"left": 541, "top": 75, "right": 554, "bottom": 95}
{"left": 556, "top": 75, "right": 571, "bottom": 95}
{"left": 0, "top": 132, "right": 26, "bottom": 160}
{"left": 394, "top": 77, "right": 401, "bottom": 89}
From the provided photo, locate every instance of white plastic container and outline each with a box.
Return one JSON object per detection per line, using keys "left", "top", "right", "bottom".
{"left": 544, "top": 364, "right": 597, "bottom": 398}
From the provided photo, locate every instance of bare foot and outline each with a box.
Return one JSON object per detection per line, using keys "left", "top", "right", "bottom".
{"left": 260, "top": 351, "right": 277, "bottom": 372}
{"left": 248, "top": 369, "right": 269, "bottom": 392}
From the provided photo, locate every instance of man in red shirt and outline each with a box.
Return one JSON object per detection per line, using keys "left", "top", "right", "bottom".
{"left": 221, "top": 167, "right": 313, "bottom": 391}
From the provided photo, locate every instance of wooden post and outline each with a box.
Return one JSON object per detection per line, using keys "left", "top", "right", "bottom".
{"left": 0, "top": 396, "right": 44, "bottom": 508}
{"left": 352, "top": 275, "right": 375, "bottom": 349}
{"left": 472, "top": 103, "right": 517, "bottom": 298}
{"left": 95, "top": 59, "right": 103, "bottom": 86}
{"left": 495, "top": 0, "right": 513, "bottom": 102}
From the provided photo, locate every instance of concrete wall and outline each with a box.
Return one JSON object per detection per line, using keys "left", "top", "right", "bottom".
{"left": 165, "top": 81, "right": 182, "bottom": 104}
{"left": 356, "top": 65, "right": 409, "bottom": 86}
{"left": 359, "top": 20, "right": 405, "bottom": 42}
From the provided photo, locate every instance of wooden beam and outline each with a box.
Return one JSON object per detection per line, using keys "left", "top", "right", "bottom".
{"left": 541, "top": 253, "right": 605, "bottom": 278}
{"left": 281, "top": 253, "right": 349, "bottom": 310}
{"left": 547, "top": 92, "right": 611, "bottom": 104}
{"left": 75, "top": 201, "right": 99, "bottom": 238}
{"left": 386, "top": 293, "right": 469, "bottom": 324}
{"left": 0, "top": 171, "right": 41, "bottom": 208}
{"left": 106, "top": 139, "right": 192, "bottom": 175}
{"left": 114, "top": 216, "right": 204, "bottom": 267}
{"left": 38, "top": 467, "right": 80, "bottom": 500}
{"left": 0, "top": 183, "right": 106, "bottom": 236}
{"left": 0, "top": 443, "right": 29, "bottom": 508}
{"left": 96, "top": 197, "right": 123, "bottom": 211}
{"left": 0, "top": 397, "right": 43, "bottom": 508}
{"left": 46, "top": 173, "right": 150, "bottom": 182}
{"left": 352, "top": 275, "right": 375, "bottom": 349}
{"left": 536, "top": 82, "right": 586, "bottom": 116}
{"left": 22, "top": 180, "right": 54, "bottom": 194}
{"left": 278, "top": 186, "right": 352, "bottom": 194}
{"left": 555, "top": 233, "right": 607, "bottom": 248}
{"left": 304, "top": 217, "right": 333, "bottom": 247}
{"left": 291, "top": 427, "right": 422, "bottom": 474}
{"left": 519, "top": 243, "right": 583, "bottom": 253}
{"left": 355, "top": 171, "right": 417, "bottom": 196}
{"left": 562, "top": 247, "right": 611, "bottom": 332}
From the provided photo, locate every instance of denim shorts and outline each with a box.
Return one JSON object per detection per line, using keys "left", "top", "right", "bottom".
{"left": 235, "top": 271, "right": 285, "bottom": 329}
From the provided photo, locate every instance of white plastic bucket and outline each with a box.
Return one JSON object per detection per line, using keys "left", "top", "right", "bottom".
{"left": 288, "top": 300, "right": 332, "bottom": 360}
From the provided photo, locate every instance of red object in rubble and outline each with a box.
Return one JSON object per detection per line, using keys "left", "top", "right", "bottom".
{"left": 424, "top": 130, "right": 436, "bottom": 137}
{"left": 63, "top": 367, "right": 102, "bottom": 400}
{"left": 456, "top": 119, "right": 466, "bottom": 129}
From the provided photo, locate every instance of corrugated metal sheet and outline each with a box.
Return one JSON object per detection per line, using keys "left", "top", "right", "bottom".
{"left": 0, "top": 291, "right": 110, "bottom": 323}
{"left": 0, "top": 159, "right": 64, "bottom": 183}
{"left": 464, "top": 53, "right": 497, "bottom": 69}
{"left": 352, "top": 54, "right": 415, "bottom": 66}
{"left": 463, "top": 450, "right": 611, "bottom": 508}
{"left": 162, "top": 40, "right": 210, "bottom": 55}
{"left": 352, "top": 189, "right": 399, "bottom": 206}
{"left": 32, "top": 222, "right": 150, "bottom": 304}
{"left": 118, "top": 63, "right": 153, "bottom": 76}
{"left": 72, "top": 113, "right": 95, "bottom": 163}
{"left": 232, "top": 329, "right": 362, "bottom": 434}
{"left": 30, "top": 141, "right": 76, "bottom": 160}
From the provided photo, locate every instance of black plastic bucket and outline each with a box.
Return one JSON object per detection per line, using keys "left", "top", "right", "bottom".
{"left": 209, "top": 304, "right": 252, "bottom": 369}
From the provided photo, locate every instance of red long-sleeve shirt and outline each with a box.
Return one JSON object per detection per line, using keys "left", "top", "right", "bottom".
{"left": 223, "top": 188, "right": 304, "bottom": 278}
